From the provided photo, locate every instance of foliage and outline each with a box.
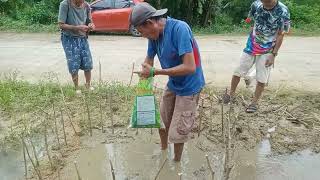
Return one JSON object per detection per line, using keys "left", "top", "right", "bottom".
{"left": 0, "top": 0, "right": 319, "bottom": 33}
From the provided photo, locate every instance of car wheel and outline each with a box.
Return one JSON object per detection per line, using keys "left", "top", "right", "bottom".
{"left": 129, "top": 25, "right": 141, "bottom": 37}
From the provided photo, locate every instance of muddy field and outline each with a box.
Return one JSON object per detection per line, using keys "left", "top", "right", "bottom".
{"left": 0, "top": 78, "right": 319, "bottom": 179}
{"left": 0, "top": 33, "right": 320, "bottom": 179}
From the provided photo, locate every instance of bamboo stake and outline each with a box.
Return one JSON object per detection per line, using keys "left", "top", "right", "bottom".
{"left": 100, "top": 95, "right": 104, "bottom": 133}
{"left": 56, "top": 76, "right": 77, "bottom": 135}
{"left": 44, "top": 115, "right": 53, "bottom": 170}
{"left": 109, "top": 91, "right": 114, "bottom": 134}
{"left": 225, "top": 165, "right": 234, "bottom": 180}
{"left": 224, "top": 105, "right": 232, "bottom": 180}
{"left": 221, "top": 103, "right": 225, "bottom": 144}
{"left": 65, "top": 107, "right": 78, "bottom": 136}
{"left": 83, "top": 94, "right": 92, "bottom": 136}
{"left": 198, "top": 98, "right": 204, "bottom": 137}
{"left": 99, "top": 60, "right": 102, "bottom": 86}
{"left": 57, "top": 168, "right": 61, "bottom": 180}
{"left": 52, "top": 101, "right": 61, "bottom": 149}
{"left": 30, "top": 139, "right": 40, "bottom": 167}
{"left": 74, "top": 161, "right": 82, "bottom": 180}
{"left": 154, "top": 158, "right": 168, "bottom": 180}
{"left": 129, "top": 62, "right": 135, "bottom": 86}
{"left": 210, "top": 94, "right": 214, "bottom": 125}
{"left": 109, "top": 160, "right": 115, "bottom": 180}
{"left": 22, "top": 139, "right": 28, "bottom": 180}
{"left": 206, "top": 154, "right": 215, "bottom": 180}
{"left": 60, "top": 108, "right": 68, "bottom": 146}
{"left": 22, "top": 137, "right": 43, "bottom": 180}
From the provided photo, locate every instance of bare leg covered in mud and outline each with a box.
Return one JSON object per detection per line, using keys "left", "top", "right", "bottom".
{"left": 174, "top": 143, "right": 184, "bottom": 161}
{"left": 84, "top": 70, "right": 92, "bottom": 89}
{"left": 252, "top": 81, "right": 265, "bottom": 104}
{"left": 159, "top": 128, "right": 184, "bottom": 161}
{"left": 159, "top": 128, "right": 168, "bottom": 150}
{"left": 230, "top": 75, "right": 241, "bottom": 97}
{"left": 71, "top": 73, "right": 79, "bottom": 90}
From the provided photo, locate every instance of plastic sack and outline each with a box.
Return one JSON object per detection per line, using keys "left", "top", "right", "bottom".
{"left": 130, "top": 75, "right": 161, "bottom": 128}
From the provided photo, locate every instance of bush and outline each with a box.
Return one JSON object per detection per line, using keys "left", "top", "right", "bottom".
{"left": 18, "top": 1, "right": 58, "bottom": 25}
{"left": 284, "top": 1, "right": 320, "bottom": 28}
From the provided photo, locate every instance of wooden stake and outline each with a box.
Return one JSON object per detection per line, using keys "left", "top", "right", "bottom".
{"left": 44, "top": 115, "right": 54, "bottom": 170}
{"left": 56, "top": 76, "right": 77, "bottom": 135}
{"left": 224, "top": 105, "right": 232, "bottom": 180}
{"left": 178, "top": 173, "right": 183, "bottom": 180}
{"left": 206, "top": 154, "right": 215, "bottom": 180}
{"left": 83, "top": 94, "right": 92, "bottom": 136}
{"left": 52, "top": 101, "right": 61, "bottom": 149}
{"left": 99, "top": 60, "right": 102, "bottom": 86}
{"left": 198, "top": 98, "right": 204, "bottom": 137}
{"left": 30, "top": 139, "right": 39, "bottom": 167}
{"left": 210, "top": 93, "right": 214, "bottom": 125}
{"left": 154, "top": 158, "right": 168, "bottom": 180}
{"left": 22, "top": 137, "right": 43, "bottom": 180}
{"left": 22, "top": 139, "right": 28, "bottom": 180}
{"left": 60, "top": 108, "right": 68, "bottom": 146}
{"left": 109, "top": 91, "right": 114, "bottom": 134}
{"left": 74, "top": 161, "right": 82, "bottom": 180}
{"left": 100, "top": 95, "right": 104, "bottom": 133}
{"left": 221, "top": 103, "right": 225, "bottom": 144}
{"left": 109, "top": 160, "right": 115, "bottom": 180}
{"left": 129, "top": 62, "right": 135, "bottom": 86}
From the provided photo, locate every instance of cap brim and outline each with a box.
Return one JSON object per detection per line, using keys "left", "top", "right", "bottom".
{"left": 152, "top": 8, "right": 168, "bottom": 17}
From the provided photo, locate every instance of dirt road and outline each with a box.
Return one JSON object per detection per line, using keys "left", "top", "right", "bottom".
{"left": 0, "top": 33, "right": 319, "bottom": 91}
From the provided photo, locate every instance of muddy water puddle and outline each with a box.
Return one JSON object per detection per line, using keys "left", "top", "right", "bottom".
{"left": 57, "top": 129, "right": 320, "bottom": 180}
{"left": 0, "top": 149, "right": 25, "bottom": 180}
{"left": 233, "top": 138, "right": 320, "bottom": 180}
{"left": 2, "top": 129, "right": 320, "bottom": 180}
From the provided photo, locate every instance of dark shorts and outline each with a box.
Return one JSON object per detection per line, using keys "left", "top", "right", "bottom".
{"left": 61, "top": 33, "right": 93, "bottom": 74}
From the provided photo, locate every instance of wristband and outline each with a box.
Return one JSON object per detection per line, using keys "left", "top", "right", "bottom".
{"left": 150, "top": 67, "right": 155, "bottom": 77}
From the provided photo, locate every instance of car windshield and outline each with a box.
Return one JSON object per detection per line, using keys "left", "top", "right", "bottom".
{"left": 91, "top": 0, "right": 131, "bottom": 11}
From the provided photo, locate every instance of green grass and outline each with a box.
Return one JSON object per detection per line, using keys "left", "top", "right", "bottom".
{"left": 0, "top": 16, "right": 58, "bottom": 33}
{"left": 0, "top": 72, "right": 137, "bottom": 147}
{"left": 1, "top": 15, "right": 319, "bottom": 36}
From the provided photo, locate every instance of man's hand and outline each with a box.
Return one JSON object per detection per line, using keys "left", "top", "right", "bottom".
{"left": 88, "top": 23, "right": 95, "bottom": 31}
{"left": 77, "top": 25, "right": 89, "bottom": 33}
{"left": 134, "top": 63, "right": 153, "bottom": 78}
{"left": 265, "top": 54, "right": 275, "bottom": 67}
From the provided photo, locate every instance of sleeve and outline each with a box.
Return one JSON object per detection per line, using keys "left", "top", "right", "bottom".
{"left": 248, "top": 2, "right": 257, "bottom": 19}
{"left": 175, "top": 23, "right": 193, "bottom": 57}
{"left": 280, "top": 8, "right": 291, "bottom": 34}
{"left": 58, "top": 2, "right": 68, "bottom": 23}
{"left": 147, "top": 40, "right": 156, "bottom": 59}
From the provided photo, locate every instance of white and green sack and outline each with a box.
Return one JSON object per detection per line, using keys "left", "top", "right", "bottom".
{"left": 130, "top": 71, "right": 160, "bottom": 128}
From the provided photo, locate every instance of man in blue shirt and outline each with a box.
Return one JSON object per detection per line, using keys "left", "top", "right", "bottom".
{"left": 131, "top": 2, "right": 205, "bottom": 161}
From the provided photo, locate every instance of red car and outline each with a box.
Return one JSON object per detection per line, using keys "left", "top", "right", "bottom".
{"left": 90, "top": 0, "right": 144, "bottom": 36}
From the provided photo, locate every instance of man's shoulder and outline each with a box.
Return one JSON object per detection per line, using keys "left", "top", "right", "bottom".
{"left": 168, "top": 18, "right": 191, "bottom": 33}
{"left": 277, "top": 1, "right": 290, "bottom": 15}
{"left": 60, "top": 0, "right": 68, "bottom": 6}
{"left": 251, "top": 0, "right": 263, "bottom": 10}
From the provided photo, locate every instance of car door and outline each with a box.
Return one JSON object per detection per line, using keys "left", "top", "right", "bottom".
{"left": 107, "top": 0, "right": 132, "bottom": 31}
{"left": 91, "top": 0, "right": 115, "bottom": 31}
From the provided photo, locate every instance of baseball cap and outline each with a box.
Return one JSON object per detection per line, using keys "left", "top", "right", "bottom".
{"left": 130, "top": 2, "right": 168, "bottom": 27}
